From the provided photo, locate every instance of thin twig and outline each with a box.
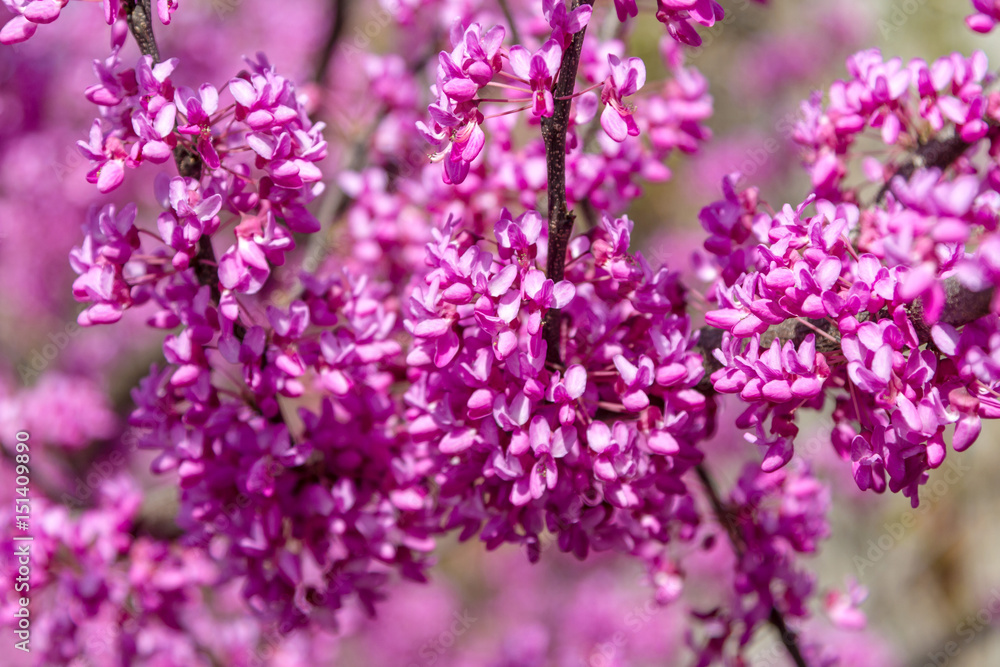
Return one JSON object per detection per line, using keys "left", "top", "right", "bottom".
{"left": 540, "top": 0, "right": 595, "bottom": 364}
{"left": 498, "top": 0, "right": 522, "bottom": 45}
{"left": 290, "top": 47, "right": 438, "bottom": 299}
{"left": 872, "top": 134, "right": 972, "bottom": 205}
{"left": 313, "top": 0, "right": 350, "bottom": 84}
{"left": 125, "top": 6, "right": 241, "bottom": 338}
{"left": 695, "top": 464, "right": 810, "bottom": 667}
{"left": 123, "top": 0, "right": 159, "bottom": 61}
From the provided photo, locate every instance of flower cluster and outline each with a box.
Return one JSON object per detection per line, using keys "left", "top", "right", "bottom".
{"left": 692, "top": 45, "right": 1000, "bottom": 504}
{"left": 605, "top": 0, "right": 769, "bottom": 47}
{"left": 419, "top": 22, "right": 505, "bottom": 184}
{"left": 70, "top": 52, "right": 325, "bottom": 328}
{"left": 130, "top": 271, "right": 438, "bottom": 628}
{"left": 792, "top": 48, "right": 997, "bottom": 199}
{"left": 405, "top": 210, "right": 710, "bottom": 567}
{"left": 688, "top": 462, "right": 831, "bottom": 666}
{"left": 701, "top": 165, "right": 1000, "bottom": 504}
{"left": 24, "top": 0, "right": 998, "bottom": 665}
{"left": 0, "top": 0, "right": 177, "bottom": 45}
{"left": 0, "top": 0, "right": 69, "bottom": 45}
{"left": 421, "top": 17, "right": 713, "bottom": 188}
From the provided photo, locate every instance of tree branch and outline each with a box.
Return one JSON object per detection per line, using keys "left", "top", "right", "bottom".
{"left": 312, "top": 0, "right": 350, "bottom": 84}
{"left": 123, "top": 7, "right": 243, "bottom": 339}
{"left": 874, "top": 134, "right": 972, "bottom": 205}
{"left": 124, "top": 0, "right": 159, "bottom": 61}
{"left": 697, "top": 124, "right": 994, "bottom": 394}
{"left": 498, "top": 0, "right": 522, "bottom": 46}
{"left": 541, "top": 0, "right": 594, "bottom": 365}
{"left": 695, "top": 464, "right": 810, "bottom": 667}
{"left": 119, "top": 2, "right": 256, "bottom": 539}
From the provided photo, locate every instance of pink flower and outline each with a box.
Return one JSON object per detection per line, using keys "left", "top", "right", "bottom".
{"left": 157, "top": 0, "right": 177, "bottom": 25}
{"left": 613, "top": 0, "right": 638, "bottom": 22}
{"left": 656, "top": 0, "right": 725, "bottom": 46}
{"left": 508, "top": 39, "right": 563, "bottom": 117}
{"left": 543, "top": 0, "right": 592, "bottom": 47}
{"left": 967, "top": 0, "right": 1000, "bottom": 33}
{"left": 0, "top": 0, "right": 67, "bottom": 44}
{"left": 77, "top": 120, "right": 129, "bottom": 193}
{"left": 614, "top": 354, "right": 655, "bottom": 410}
{"left": 175, "top": 84, "right": 221, "bottom": 168}
{"left": 600, "top": 54, "right": 645, "bottom": 141}
{"left": 825, "top": 579, "right": 869, "bottom": 630}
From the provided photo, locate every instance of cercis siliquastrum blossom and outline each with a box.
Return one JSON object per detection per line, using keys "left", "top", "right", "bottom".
{"left": 699, "top": 46, "right": 1000, "bottom": 507}
{"left": 32, "top": 0, "right": 1000, "bottom": 664}
{"left": 967, "top": 0, "right": 1000, "bottom": 33}
{"left": 688, "top": 461, "right": 832, "bottom": 667}
{"left": 128, "top": 272, "right": 439, "bottom": 628}
{"left": 0, "top": 0, "right": 176, "bottom": 45}
{"left": 71, "top": 52, "right": 326, "bottom": 324}
{"left": 405, "top": 209, "right": 711, "bottom": 566}
{"left": 67, "top": 37, "right": 443, "bottom": 626}
{"left": 422, "top": 15, "right": 712, "bottom": 189}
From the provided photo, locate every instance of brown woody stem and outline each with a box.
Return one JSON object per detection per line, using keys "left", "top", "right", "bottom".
{"left": 695, "top": 464, "right": 810, "bottom": 667}
{"left": 541, "top": 0, "right": 595, "bottom": 365}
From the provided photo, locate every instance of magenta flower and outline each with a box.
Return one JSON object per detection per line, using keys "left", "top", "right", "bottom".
{"left": 600, "top": 54, "right": 645, "bottom": 141}
{"left": 458, "top": 22, "right": 505, "bottom": 86}
{"left": 217, "top": 211, "right": 292, "bottom": 294}
{"left": 175, "top": 84, "right": 221, "bottom": 168}
{"left": 0, "top": 0, "right": 67, "bottom": 44}
{"left": 69, "top": 204, "right": 140, "bottom": 325}
{"left": 586, "top": 421, "right": 636, "bottom": 482}
{"left": 229, "top": 73, "right": 296, "bottom": 131}
{"left": 420, "top": 93, "right": 485, "bottom": 184}
{"left": 130, "top": 101, "right": 177, "bottom": 163}
{"left": 851, "top": 432, "right": 887, "bottom": 493}
{"left": 967, "top": 0, "right": 1000, "bottom": 33}
{"left": 613, "top": 0, "right": 638, "bottom": 22}
{"left": 825, "top": 579, "right": 869, "bottom": 631}
{"left": 508, "top": 39, "right": 563, "bottom": 117}
{"left": 157, "top": 0, "right": 177, "bottom": 25}
{"left": 656, "top": 0, "right": 725, "bottom": 46}
{"left": 508, "top": 416, "right": 574, "bottom": 504}
{"left": 155, "top": 176, "right": 222, "bottom": 268}
{"left": 614, "top": 354, "right": 655, "bottom": 410}
{"left": 77, "top": 120, "right": 128, "bottom": 193}
{"left": 103, "top": 0, "right": 120, "bottom": 23}
{"left": 547, "top": 364, "right": 588, "bottom": 424}
{"left": 543, "top": 0, "right": 592, "bottom": 47}
{"left": 841, "top": 320, "right": 902, "bottom": 397}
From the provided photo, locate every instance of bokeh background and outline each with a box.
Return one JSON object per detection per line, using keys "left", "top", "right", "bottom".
{"left": 1, "top": 0, "right": 999, "bottom": 664}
